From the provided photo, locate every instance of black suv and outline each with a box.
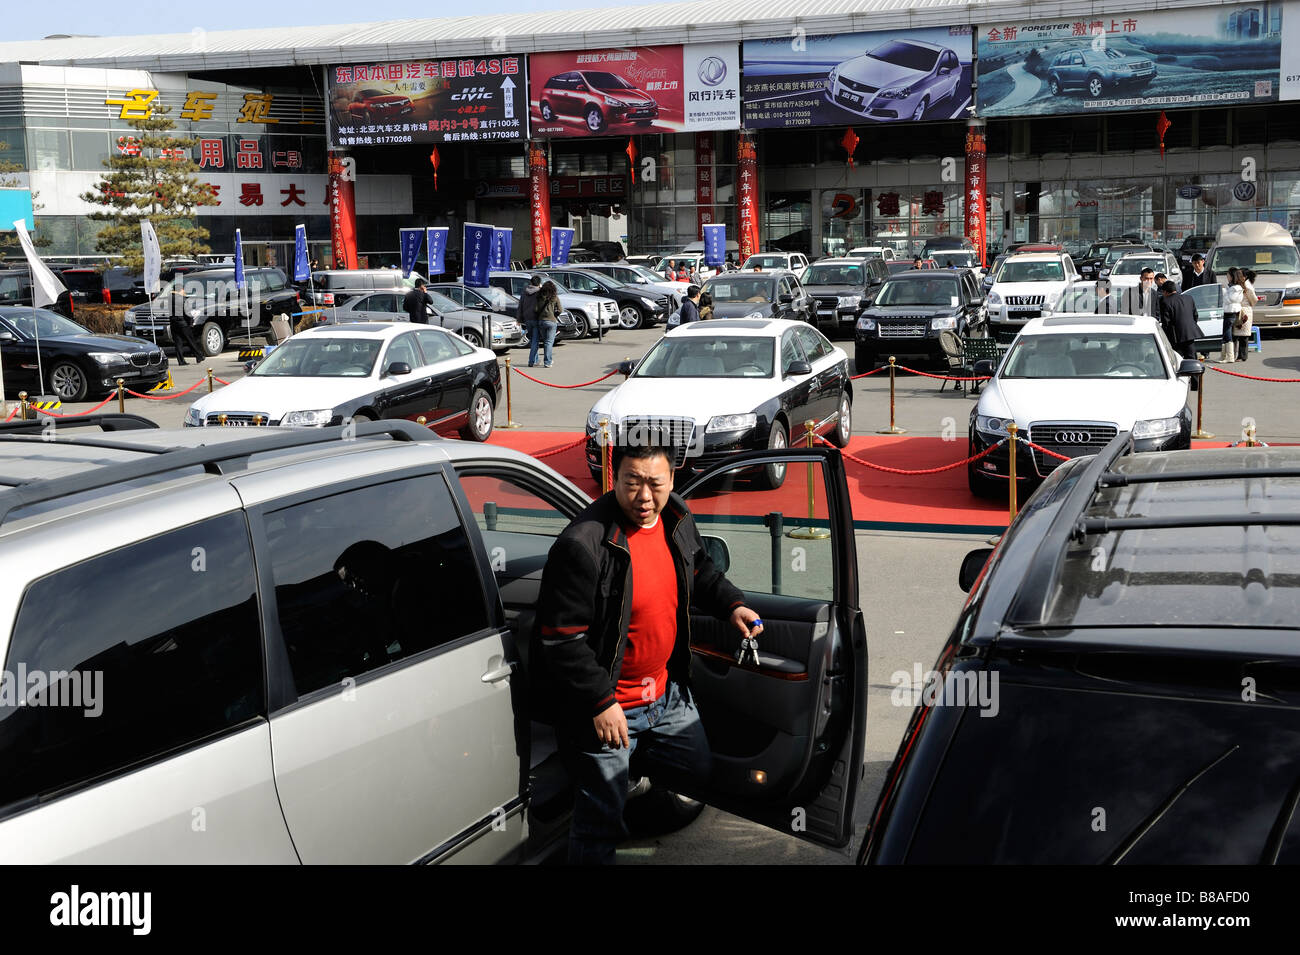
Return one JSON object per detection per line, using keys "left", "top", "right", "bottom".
{"left": 0, "top": 269, "right": 74, "bottom": 318}
{"left": 863, "top": 436, "right": 1300, "bottom": 864}
{"left": 854, "top": 269, "right": 985, "bottom": 371}
{"left": 802, "top": 257, "right": 889, "bottom": 335}
{"left": 124, "top": 267, "right": 300, "bottom": 356}
{"left": 538, "top": 267, "right": 670, "bottom": 330}
{"left": 1075, "top": 242, "right": 1150, "bottom": 282}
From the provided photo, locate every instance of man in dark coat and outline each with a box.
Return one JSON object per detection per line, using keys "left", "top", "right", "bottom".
{"left": 403, "top": 278, "right": 432, "bottom": 324}
{"left": 1183, "top": 254, "right": 1216, "bottom": 289}
{"left": 1160, "top": 280, "right": 1201, "bottom": 390}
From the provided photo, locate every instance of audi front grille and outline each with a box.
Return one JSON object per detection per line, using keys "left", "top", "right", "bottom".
{"left": 1028, "top": 422, "right": 1119, "bottom": 475}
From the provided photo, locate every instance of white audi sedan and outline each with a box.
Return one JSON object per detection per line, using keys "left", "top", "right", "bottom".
{"left": 967, "top": 313, "right": 1201, "bottom": 499}
{"left": 585, "top": 318, "right": 852, "bottom": 488}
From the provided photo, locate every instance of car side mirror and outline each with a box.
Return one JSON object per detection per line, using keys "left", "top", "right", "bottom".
{"left": 385, "top": 361, "right": 412, "bottom": 377}
{"left": 785, "top": 359, "right": 812, "bottom": 377}
{"left": 958, "top": 548, "right": 994, "bottom": 593}
{"left": 617, "top": 359, "right": 636, "bottom": 376}
{"left": 0, "top": 331, "right": 13, "bottom": 342}
{"left": 972, "top": 359, "right": 994, "bottom": 376}
{"left": 701, "top": 535, "right": 730, "bottom": 574}
{"left": 1177, "top": 358, "right": 1204, "bottom": 377}
{"left": 779, "top": 292, "right": 794, "bottom": 304}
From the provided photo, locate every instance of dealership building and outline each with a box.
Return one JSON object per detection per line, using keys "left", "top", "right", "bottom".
{"left": 1, "top": 0, "right": 1299, "bottom": 267}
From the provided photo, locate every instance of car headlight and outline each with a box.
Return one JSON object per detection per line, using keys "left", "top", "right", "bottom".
{"left": 586, "top": 410, "right": 606, "bottom": 431}
{"left": 491, "top": 322, "right": 505, "bottom": 332}
{"left": 930, "top": 316, "right": 958, "bottom": 331}
{"left": 1132, "top": 416, "right": 1181, "bottom": 440}
{"left": 1283, "top": 286, "right": 1300, "bottom": 303}
{"left": 706, "top": 413, "right": 758, "bottom": 433}
{"left": 1100, "top": 268, "right": 1111, "bottom": 276}
{"left": 87, "top": 352, "right": 127, "bottom": 366}
{"left": 856, "top": 316, "right": 877, "bottom": 331}
{"left": 604, "top": 96, "right": 622, "bottom": 107}
{"left": 987, "top": 291, "right": 1002, "bottom": 306}
{"left": 975, "top": 414, "right": 1011, "bottom": 436}
{"left": 837, "top": 294, "right": 858, "bottom": 307}
{"left": 879, "top": 85, "right": 914, "bottom": 99}
{"left": 640, "top": 296, "right": 659, "bottom": 307}
{"left": 283, "top": 409, "right": 334, "bottom": 428}
{"left": 183, "top": 405, "right": 203, "bottom": 427}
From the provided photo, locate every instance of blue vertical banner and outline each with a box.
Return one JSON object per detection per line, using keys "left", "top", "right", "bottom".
{"left": 491, "top": 227, "right": 513, "bottom": 271}
{"left": 234, "top": 229, "right": 245, "bottom": 289}
{"left": 293, "top": 223, "right": 310, "bottom": 282}
{"left": 426, "top": 226, "right": 449, "bottom": 277}
{"left": 551, "top": 227, "right": 575, "bottom": 265}
{"left": 399, "top": 228, "right": 424, "bottom": 278}
{"left": 463, "top": 222, "right": 494, "bottom": 287}
{"left": 703, "top": 223, "right": 726, "bottom": 267}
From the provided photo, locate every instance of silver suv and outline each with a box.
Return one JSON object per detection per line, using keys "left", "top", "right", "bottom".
{"left": 0, "top": 415, "right": 866, "bottom": 862}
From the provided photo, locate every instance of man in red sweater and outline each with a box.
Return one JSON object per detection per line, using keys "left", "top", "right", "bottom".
{"left": 538, "top": 441, "right": 763, "bottom": 864}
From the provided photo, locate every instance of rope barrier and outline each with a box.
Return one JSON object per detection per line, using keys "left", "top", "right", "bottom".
{"left": 33, "top": 394, "right": 117, "bottom": 419}
{"left": 124, "top": 379, "right": 207, "bottom": 401}
{"left": 1019, "top": 438, "right": 1072, "bottom": 461}
{"left": 1208, "top": 365, "right": 1300, "bottom": 383}
{"left": 850, "top": 365, "right": 886, "bottom": 379}
{"left": 3, "top": 407, "right": 19, "bottom": 422}
{"left": 895, "top": 364, "right": 992, "bottom": 382}
{"left": 512, "top": 367, "right": 620, "bottom": 389}
{"left": 213, "top": 376, "right": 232, "bottom": 386}
{"left": 532, "top": 435, "right": 588, "bottom": 459}
{"left": 814, "top": 434, "right": 1010, "bottom": 475}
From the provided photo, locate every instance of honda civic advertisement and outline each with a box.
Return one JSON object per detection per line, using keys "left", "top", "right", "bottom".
{"left": 741, "top": 26, "right": 974, "bottom": 128}
{"left": 976, "top": 4, "right": 1282, "bottom": 117}
{"left": 326, "top": 55, "right": 528, "bottom": 147}
{"left": 527, "top": 42, "right": 740, "bottom": 138}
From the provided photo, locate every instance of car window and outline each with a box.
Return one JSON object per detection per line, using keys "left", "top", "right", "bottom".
{"left": 385, "top": 333, "right": 421, "bottom": 369}
{"left": 260, "top": 271, "right": 286, "bottom": 291}
{"left": 263, "top": 475, "right": 490, "bottom": 697}
{"left": 796, "top": 325, "right": 833, "bottom": 362}
{"left": 0, "top": 512, "right": 262, "bottom": 812}
{"left": 1002, "top": 333, "right": 1167, "bottom": 379}
{"left": 633, "top": 336, "right": 774, "bottom": 378}
{"left": 358, "top": 294, "right": 396, "bottom": 313}
{"left": 437, "top": 286, "right": 466, "bottom": 305}
{"left": 781, "top": 329, "right": 806, "bottom": 369}
{"left": 457, "top": 472, "right": 572, "bottom": 541}
{"left": 415, "top": 328, "right": 462, "bottom": 364}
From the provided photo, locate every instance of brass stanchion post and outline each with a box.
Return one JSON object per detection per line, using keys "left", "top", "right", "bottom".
{"left": 1008, "top": 423, "right": 1019, "bottom": 522}
{"left": 19, "top": 391, "right": 30, "bottom": 421}
{"left": 1246, "top": 423, "right": 1258, "bottom": 448}
{"left": 115, "top": 380, "right": 124, "bottom": 414}
{"left": 600, "top": 418, "right": 612, "bottom": 493}
{"left": 876, "top": 356, "right": 907, "bottom": 434}
{"left": 502, "top": 356, "right": 521, "bottom": 429}
{"left": 789, "top": 419, "right": 830, "bottom": 540}
{"left": 1191, "top": 369, "right": 1213, "bottom": 439}
{"left": 206, "top": 367, "right": 214, "bottom": 393}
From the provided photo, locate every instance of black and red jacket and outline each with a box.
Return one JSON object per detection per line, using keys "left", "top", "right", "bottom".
{"left": 536, "top": 490, "right": 744, "bottom": 721}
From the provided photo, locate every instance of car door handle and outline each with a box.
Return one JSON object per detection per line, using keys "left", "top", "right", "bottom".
{"left": 481, "top": 661, "right": 516, "bottom": 684}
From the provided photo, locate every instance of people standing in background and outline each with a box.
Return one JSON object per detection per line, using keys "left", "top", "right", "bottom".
{"left": 678, "top": 285, "right": 702, "bottom": 324}
{"left": 403, "top": 278, "right": 432, "bottom": 325}
{"left": 1235, "top": 268, "right": 1258, "bottom": 363}
{"left": 1134, "top": 267, "right": 1158, "bottom": 317}
{"left": 1221, "top": 268, "right": 1243, "bottom": 362}
{"left": 698, "top": 291, "right": 714, "bottom": 321}
{"left": 534, "top": 280, "right": 561, "bottom": 369}
{"left": 1183, "top": 254, "right": 1216, "bottom": 289}
{"left": 1160, "top": 280, "right": 1201, "bottom": 391}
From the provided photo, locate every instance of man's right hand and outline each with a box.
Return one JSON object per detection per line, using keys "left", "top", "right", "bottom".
{"left": 593, "top": 701, "right": 630, "bottom": 749}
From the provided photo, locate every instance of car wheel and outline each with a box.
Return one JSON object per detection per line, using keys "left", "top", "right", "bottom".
{"left": 760, "top": 420, "right": 788, "bottom": 490}
{"left": 911, "top": 96, "right": 929, "bottom": 121}
{"left": 618, "top": 305, "right": 645, "bottom": 330}
{"left": 48, "top": 360, "right": 88, "bottom": 402}
{"left": 201, "top": 321, "right": 226, "bottom": 357}
{"left": 459, "top": 327, "right": 484, "bottom": 348}
{"left": 623, "top": 783, "right": 705, "bottom": 836}
{"left": 580, "top": 311, "right": 599, "bottom": 338}
{"left": 1048, "top": 76, "right": 1061, "bottom": 96}
{"left": 459, "top": 387, "right": 494, "bottom": 442}
{"left": 854, "top": 347, "right": 876, "bottom": 374}
{"left": 1088, "top": 75, "right": 1104, "bottom": 98}
{"left": 540, "top": 101, "right": 554, "bottom": 122}
{"left": 831, "top": 390, "right": 852, "bottom": 448}
{"left": 585, "top": 106, "right": 606, "bottom": 133}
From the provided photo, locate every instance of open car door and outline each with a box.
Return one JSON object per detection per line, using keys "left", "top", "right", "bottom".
{"left": 678, "top": 445, "right": 867, "bottom": 849}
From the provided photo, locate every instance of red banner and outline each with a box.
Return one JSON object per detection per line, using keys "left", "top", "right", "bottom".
{"left": 737, "top": 133, "right": 759, "bottom": 264}
{"left": 964, "top": 124, "right": 986, "bottom": 268}
{"left": 528, "top": 142, "right": 552, "bottom": 265}
{"left": 695, "top": 131, "right": 715, "bottom": 241}
{"left": 327, "top": 151, "right": 358, "bottom": 270}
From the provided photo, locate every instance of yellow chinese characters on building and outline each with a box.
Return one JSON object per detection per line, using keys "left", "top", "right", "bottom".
{"left": 105, "top": 89, "right": 159, "bottom": 120}
{"left": 180, "top": 91, "right": 218, "bottom": 122}
{"left": 238, "top": 93, "right": 279, "bottom": 124}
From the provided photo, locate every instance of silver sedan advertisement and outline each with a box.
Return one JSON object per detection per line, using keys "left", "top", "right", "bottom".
{"left": 741, "top": 26, "right": 974, "bottom": 128}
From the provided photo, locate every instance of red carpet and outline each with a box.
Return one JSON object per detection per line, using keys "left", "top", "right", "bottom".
{"left": 486, "top": 431, "right": 1279, "bottom": 535}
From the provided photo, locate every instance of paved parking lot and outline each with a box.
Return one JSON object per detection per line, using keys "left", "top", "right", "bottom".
{"left": 33, "top": 321, "right": 1300, "bottom": 862}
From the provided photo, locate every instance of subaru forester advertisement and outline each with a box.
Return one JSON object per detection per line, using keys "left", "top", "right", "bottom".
{"left": 977, "top": 3, "right": 1282, "bottom": 117}
{"left": 528, "top": 42, "right": 739, "bottom": 137}
{"left": 741, "top": 26, "right": 974, "bottom": 128}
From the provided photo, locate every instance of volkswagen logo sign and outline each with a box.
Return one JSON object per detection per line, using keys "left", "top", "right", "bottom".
{"left": 1054, "top": 430, "right": 1091, "bottom": 444}
{"left": 698, "top": 56, "right": 727, "bottom": 87}
{"left": 1233, "top": 180, "right": 1257, "bottom": 202}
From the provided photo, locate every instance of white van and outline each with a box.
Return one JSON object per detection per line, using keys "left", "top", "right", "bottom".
{"left": 848, "top": 246, "right": 896, "bottom": 261}
{"left": 1207, "top": 221, "right": 1300, "bottom": 328}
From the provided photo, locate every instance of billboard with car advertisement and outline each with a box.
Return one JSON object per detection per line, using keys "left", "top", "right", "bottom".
{"left": 976, "top": 3, "right": 1283, "bottom": 117}
{"left": 326, "top": 55, "right": 528, "bottom": 147}
{"left": 741, "top": 26, "right": 973, "bottom": 129}
{"left": 527, "top": 42, "right": 739, "bottom": 138}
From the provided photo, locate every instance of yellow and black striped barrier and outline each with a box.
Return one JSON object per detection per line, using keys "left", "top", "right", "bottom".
{"left": 30, "top": 398, "right": 62, "bottom": 413}
{"left": 238, "top": 347, "right": 265, "bottom": 361}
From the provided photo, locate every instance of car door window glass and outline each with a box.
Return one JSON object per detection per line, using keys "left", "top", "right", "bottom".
{"left": 797, "top": 326, "right": 832, "bottom": 362}
{"left": 458, "top": 473, "right": 571, "bottom": 541}
{"left": 385, "top": 333, "right": 421, "bottom": 370}
{"left": 781, "top": 331, "right": 806, "bottom": 370}
{"left": 415, "top": 328, "right": 460, "bottom": 364}
{"left": 264, "top": 475, "right": 490, "bottom": 697}
{"left": 0, "top": 512, "right": 262, "bottom": 812}
{"left": 359, "top": 294, "right": 395, "bottom": 313}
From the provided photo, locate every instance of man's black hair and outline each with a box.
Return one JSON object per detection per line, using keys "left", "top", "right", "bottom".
{"left": 611, "top": 439, "right": 677, "bottom": 477}
{"left": 1192, "top": 253, "right": 1205, "bottom": 263}
{"left": 1160, "top": 280, "right": 1177, "bottom": 294}
{"left": 686, "top": 284, "right": 701, "bottom": 299}
{"left": 414, "top": 278, "right": 426, "bottom": 287}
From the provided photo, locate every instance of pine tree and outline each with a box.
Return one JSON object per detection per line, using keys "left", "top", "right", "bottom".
{"left": 80, "top": 106, "right": 219, "bottom": 272}
{"left": 0, "top": 139, "right": 49, "bottom": 255}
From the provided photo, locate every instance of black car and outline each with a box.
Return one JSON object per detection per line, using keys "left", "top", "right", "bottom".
{"left": 801, "top": 258, "right": 889, "bottom": 335}
{"left": 699, "top": 271, "right": 814, "bottom": 323}
{"left": 853, "top": 269, "right": 985, "bottom": 371}
{"left": 0, "top": 269, "right": 75, "bottom": 319}
{"left": 124, "top": 267, "right": 301, "bottom": 356}
{"left": 1177, "top": 233, "right": 1216, "bottom": 267}
{"left": 0, "top": 305, "right": 168, "bottom": 401}
{"left": 862, "top": 437, "right": 1300, "bottom": 864}
{"left": 538, "top": 267, "right": 669, "bottom": 330}
{"left": 1075, "top": 242, "right": 1150, "bottom": 281}
{"left": 54, "top": 266, "right": 149, "bottom": 306}
{"left": 430, "top": 282, "right": 582, "bottom": 341}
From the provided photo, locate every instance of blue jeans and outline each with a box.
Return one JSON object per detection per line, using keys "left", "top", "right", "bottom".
{"left": 563, "top": 680, "right": 711, "bottom": 865}
{"left": 526, "top": 320, "right": 557, "bottom": 366}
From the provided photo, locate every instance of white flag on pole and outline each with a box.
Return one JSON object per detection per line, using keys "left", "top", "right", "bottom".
{"left": 12, "top": 219, "right": 65, "bottom": 308}
{"left": 141, "top": 219, "right": 162, "bottom": 295}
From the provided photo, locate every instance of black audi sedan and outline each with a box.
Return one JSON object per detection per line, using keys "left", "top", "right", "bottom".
{"left": 0, "top": 306, "right": 168, "bottom": 401}
{"left": 853, "top": 269, "right": 985, "bottom": 371}
{"left": 862, "top": 438, "right": 1300, "bottom": 864}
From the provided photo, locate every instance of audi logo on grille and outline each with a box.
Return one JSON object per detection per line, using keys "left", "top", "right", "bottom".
{"left": 1054, "top": 430, "right": 1091, "bottom": 444}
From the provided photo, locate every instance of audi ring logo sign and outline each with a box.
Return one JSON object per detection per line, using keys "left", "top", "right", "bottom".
{"left": 1054, "top": 430, "right": 1092, "bottom": 444}
{"left": 698, "top": 56, "right": 727, "bottom": 86}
